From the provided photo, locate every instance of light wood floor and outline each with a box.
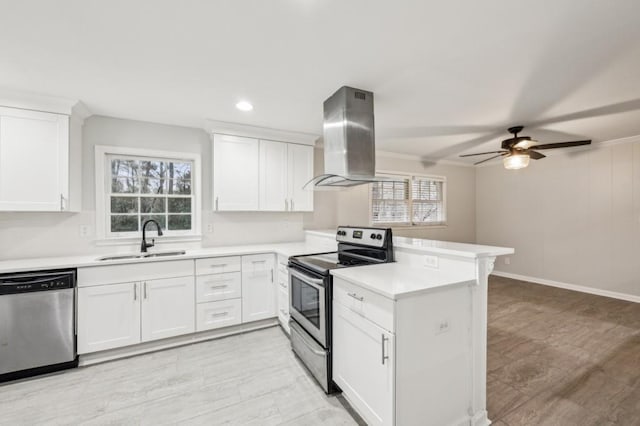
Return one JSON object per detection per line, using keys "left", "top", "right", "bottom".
{"left": 0, "top": 327, "right": 361, "bottom": 426}
{"left": 2, "top": 277, "right": 637, "bottom": 425}
{"left": 488, "top": 276, "right": 640, "bottom": 425}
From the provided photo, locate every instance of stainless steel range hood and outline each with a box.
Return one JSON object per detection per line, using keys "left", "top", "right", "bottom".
{"left": 305, "top": 86, "right": 391, "bottom": 188}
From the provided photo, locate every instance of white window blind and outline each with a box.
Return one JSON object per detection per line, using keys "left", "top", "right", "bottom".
{"left": 371, "top": 175, "right": 446, "bottom": 226}
{"left": 371, "top": 179, "right": 410, "bottom": 224}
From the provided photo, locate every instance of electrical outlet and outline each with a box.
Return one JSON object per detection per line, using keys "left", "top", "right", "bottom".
{"left": 424, "top": 255, "right": 439, "bottom": 269}
{"left": 436, "top": 319, "right": 450, "bottom": 334}
{"left": 79, "top": 225, "right": 90, "bottom": 237}
{"left": 504, "top": 257, "right": 511, "bottom": 265}
{"left": 206, "top": 223, "right": 213, "bottom": 233}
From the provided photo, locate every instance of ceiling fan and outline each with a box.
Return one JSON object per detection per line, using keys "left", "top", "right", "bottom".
{"left": 460, "top": 126, "right": 591, "bottom": 169}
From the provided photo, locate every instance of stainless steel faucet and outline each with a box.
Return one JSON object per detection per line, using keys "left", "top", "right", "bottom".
{"left": 141, "top": 219, "right": 163, "bottom": 252}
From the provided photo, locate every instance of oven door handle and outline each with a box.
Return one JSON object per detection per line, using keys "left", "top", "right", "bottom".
{"left": 289, "top": 269, "right": 325, "bottom": 289}
{"left": 290, "top": 321, "right": 326, "bottom": 356}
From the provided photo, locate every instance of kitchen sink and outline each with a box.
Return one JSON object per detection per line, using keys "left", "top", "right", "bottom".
{"left": 143, "top": 250, "right": 187, "bottom": 258}
{"left": 97, "top": 250, "right": 187, "bottom": 261}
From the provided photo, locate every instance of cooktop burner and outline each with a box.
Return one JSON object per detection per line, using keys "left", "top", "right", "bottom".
{"left": 290, "top": 252, "right": 370, "bottom": 272}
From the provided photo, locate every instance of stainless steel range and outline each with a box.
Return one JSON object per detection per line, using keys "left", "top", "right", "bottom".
{"left": 288, "top": 226, "right": 394, "bottom": 393}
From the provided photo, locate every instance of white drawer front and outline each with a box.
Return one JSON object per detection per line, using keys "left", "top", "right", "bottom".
{"left": 196, "top": 272, "right": 241, "bottom": 302}
{"left": 196, "top": 299, "right": 242, "bottom": 331}
{"left": 195, "top": 256, "right": 241, "bottom": 275}
{"left": 333, "top": 277, "right": 395, "bottom": 333}
{"left": 277, "top": 287, "right": 290, "bottom": 334}
{"left": 277, "top": 254, "right": 288, "bottom": 267}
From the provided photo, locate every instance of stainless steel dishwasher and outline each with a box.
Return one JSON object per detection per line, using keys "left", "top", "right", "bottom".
{"left": 0, "top": 269, "right": 78, "bottom": 382}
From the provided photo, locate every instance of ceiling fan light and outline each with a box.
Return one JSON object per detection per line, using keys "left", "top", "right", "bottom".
{"left": 503, "top": 154, "right": 530, "bottom": 170}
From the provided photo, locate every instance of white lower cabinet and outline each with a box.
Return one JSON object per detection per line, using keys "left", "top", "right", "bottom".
{"left": 241, "top": 254, "right": 276, "bottom": 322}
{"left": 196, "top": 299, "right": 242, "bottom": 331}
{"left": 333, "top": 300, "right": 394, "bottom": 426}
{"left": 141, "top": 277, "right": 195, "bottom": 342}
{"left": 78, "top": 282, "right": 141, "bottom": 354}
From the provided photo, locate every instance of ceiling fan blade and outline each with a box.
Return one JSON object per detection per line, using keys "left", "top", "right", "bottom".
{"left": 473, "top": 153, "right": 506, "bottom": 165}
{"left": 530, "top": 140, "right": 591, "bottom": 150}
{"left": 459, "top": 150, "right": 507, "bottom": 158}
{"left": 527, "top": 150, "right": 546, "bottom": 160}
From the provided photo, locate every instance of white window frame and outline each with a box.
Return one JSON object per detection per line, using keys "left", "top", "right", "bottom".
{"left": 369, "top": 171, "right": 447, "bottom": 228}
{"left": 95, "top": 145, "right": 202, "bottom": 242}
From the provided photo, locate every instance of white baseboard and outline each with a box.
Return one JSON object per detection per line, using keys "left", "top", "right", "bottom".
{"left": 79, "top": 319, "right": 278, "bottom": 366}
{"left": 491, "top": 270, "right": 640, "bottom": 303}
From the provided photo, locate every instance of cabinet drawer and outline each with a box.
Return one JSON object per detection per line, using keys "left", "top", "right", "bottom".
{"left": 195, "top": 256, "right": 241, "bottom": 275}
{"left": 277, "top": 254, "right": 288, "bottom": 267}
{"left": 277, "top": 268, "right": 289, "bottom": 293}
{"left": 196, "top": 299, "right": 242, "bottom": 331}
{"left": 333, "top": 277, "right": 395, "bottom": 333}
{"left": 196, "top": 272, "right": 241, "bottom": 302}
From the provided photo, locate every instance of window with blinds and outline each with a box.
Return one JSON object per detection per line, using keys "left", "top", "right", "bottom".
{"left": 370, "top": 174, "right": 446, "bottom": 226}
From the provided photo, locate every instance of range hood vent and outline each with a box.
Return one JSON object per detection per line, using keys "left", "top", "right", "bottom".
{"left": 305, "top": 86, "right": 393, "bottom": 189}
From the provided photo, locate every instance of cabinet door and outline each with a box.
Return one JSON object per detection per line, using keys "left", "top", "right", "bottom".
{"left": 259, "top": 139, "right": 288, "bottom": 211}
{"left": 141, "top": 276, "right": 195, "bottom": 342}
{"left": 213, "top": 134, "right": 259, "bottom": 211}
{"left": 0, "top": 107, "right": 69, "bottom": 211}
{"left": 333, "top": 301, "right": 395, "bottom": 426}
{"left": 287, "top": 144, "right": 314, "bottom": 212}
{"left": 77, "top": 282, "right": 141, "bottom": 354}
{"left": 241, "top": 254, "right": 276, "bottom": 323}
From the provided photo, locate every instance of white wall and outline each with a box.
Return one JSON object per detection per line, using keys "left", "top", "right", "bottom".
{"left": 334, "top": 154, "right": 477, "bottom": 243}
{"left": 0, "top": 116, "right": 334, "bottom": 260}
{"left": 476, "top": 138, "right": 640, "bottom": 299}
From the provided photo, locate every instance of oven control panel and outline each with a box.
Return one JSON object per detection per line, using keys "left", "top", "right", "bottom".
{"left": 336, "top": 226, "right": 389, "bottom": 247}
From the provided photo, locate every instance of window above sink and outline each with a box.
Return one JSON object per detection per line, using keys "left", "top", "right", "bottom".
{"left": 95, "top": 146, "right": 202, "bottom": 243}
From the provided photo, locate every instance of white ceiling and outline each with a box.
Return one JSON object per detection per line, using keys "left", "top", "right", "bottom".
{"left": 1, "top": 0, "right": 640, "bottom": 163}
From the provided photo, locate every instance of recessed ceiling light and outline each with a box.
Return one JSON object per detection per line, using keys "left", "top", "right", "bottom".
{"left": 235, "top": 101, "right": 253, "bottom": 112}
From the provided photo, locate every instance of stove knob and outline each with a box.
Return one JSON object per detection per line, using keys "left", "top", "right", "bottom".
{"left": 376, "top": 234, "right": 383, "bottom": 240}
{"left": 370, "top": 233, "right": 376, "bottom": 239}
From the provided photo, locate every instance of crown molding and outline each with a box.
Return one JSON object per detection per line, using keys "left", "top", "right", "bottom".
{"left": 204, "top": 119, "right": 319, "bottom": 146}
{"left": 0, "top": 88, "right": 91, "bottom": 121}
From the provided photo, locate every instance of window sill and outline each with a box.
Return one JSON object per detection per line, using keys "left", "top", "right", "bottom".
{"left": 94, "top": 235, "right": 203, "bottom": 247}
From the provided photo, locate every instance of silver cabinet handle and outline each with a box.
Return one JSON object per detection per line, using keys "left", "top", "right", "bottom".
{"left": 271, "top": 269, "right": 274, "bottom": 283}
{"left": 211, "top": 312, "right": 228, "bottom": 318}
{"left": 285, "top": 199, "right": 289, "bottom": 211}
{"left": 279, "top": 309, "right": 287, "bottom": 315}
{"left": 348, "top": 292, "right": 364, "bottom": 301}
{"left": 215, "top": 196, "right": 219, "bottom": 211}
{"left": 279, "top": 280, "right": 287, "bottom": 289}
{"left": 60, "top": 194, "right": 65, "bottom": 211}
{"left": 291, "top": 199, "right": 294, "bottom": 210}
{"left": 144, "top": 282, "right": 148, "bottom": 299}
{"left": 381, "top": 334, "right": 389, "bottom": 365}
{"left": 252, "top": 259, "right": 266, "bottom": 264}
{"left": 211, "top": 263, "right": 227, "bottom": 268}
{"left": 134, "top": 282, "right": 137, "bottom": 301}
{"left": 208, "top": 284, "right": 228, "bottom": 289}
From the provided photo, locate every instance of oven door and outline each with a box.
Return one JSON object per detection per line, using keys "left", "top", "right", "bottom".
{"left": 289, "top": 268, "right": 327, "bottom": 347}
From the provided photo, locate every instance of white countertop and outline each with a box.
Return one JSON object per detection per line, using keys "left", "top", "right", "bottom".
{"left": 331, "top": 263, "right": 477, "bottom": 300}
{"left": 0, "top": 242, "right": 334, "bottom": 274}
{"left": 308, "top": 230, "right": 513, "bottom": 259}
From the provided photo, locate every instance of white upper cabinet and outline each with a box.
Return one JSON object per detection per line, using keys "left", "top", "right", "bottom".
{"left": 259, "top": 140, "right": 314, "bottom": 211}
{"left": 0, "top": 107, "right": 71, "bottom": 211}
{"left": 213, "top": 134, "right": 260, "bottom": 211}
{"left": 209, "top": 123, "right": 316, "bottom": 213}
{"left": 259, "top": 140, "right": 288, "bottom": 211}
{"left": 287, "top": 143, "right": 314, "bottom": 212}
